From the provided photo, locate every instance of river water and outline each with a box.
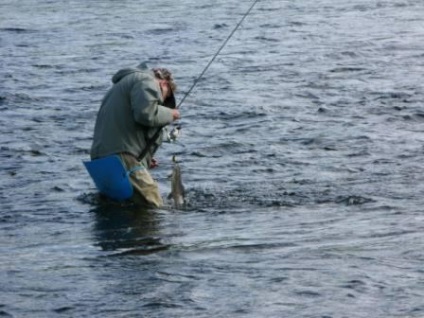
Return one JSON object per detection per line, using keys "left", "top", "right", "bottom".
{"left": 1, "top": 0, "right": 424, "bottom": 317}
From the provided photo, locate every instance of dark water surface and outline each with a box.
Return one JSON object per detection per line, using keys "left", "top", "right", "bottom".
{"left": 1, "top": 0, "right": 424, "bottom": 317}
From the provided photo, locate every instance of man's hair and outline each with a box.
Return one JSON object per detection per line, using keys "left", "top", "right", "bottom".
{"left": 153, "top": 68, "right": 177, "bottom": 92}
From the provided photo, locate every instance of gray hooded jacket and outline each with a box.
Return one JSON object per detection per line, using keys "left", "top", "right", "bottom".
{"left": 90, "top": 63, "right": 174, "bottom": 168}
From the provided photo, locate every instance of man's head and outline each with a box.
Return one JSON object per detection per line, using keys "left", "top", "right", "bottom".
{"left": 153, "top": 68, "right": 177, "bottom": 109}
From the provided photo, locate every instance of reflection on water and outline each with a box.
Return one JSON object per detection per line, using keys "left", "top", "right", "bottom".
{"left": 92, "top": 203, "right": 170, "bottom": 255}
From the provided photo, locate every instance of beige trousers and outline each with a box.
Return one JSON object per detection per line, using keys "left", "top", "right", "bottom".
{"left": 119, "top": 153, "right": 163, "bottom": 208}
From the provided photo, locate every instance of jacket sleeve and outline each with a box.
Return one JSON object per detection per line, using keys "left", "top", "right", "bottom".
{"left": 130, "top": 76, "right": 174, "bottom": 127}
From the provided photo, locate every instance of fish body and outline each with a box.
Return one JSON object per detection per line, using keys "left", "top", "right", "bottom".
{"left": 169, "top": 157, "right": 185, "bottom": 209}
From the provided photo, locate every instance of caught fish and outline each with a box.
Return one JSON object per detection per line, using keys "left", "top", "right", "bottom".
{"left": 168, "top": 156, "right": 185, "bottom": 209}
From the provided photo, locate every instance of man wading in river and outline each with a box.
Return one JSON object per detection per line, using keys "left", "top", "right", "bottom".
{"left": 90, "top": 62, "right": 180, "bottom": 208}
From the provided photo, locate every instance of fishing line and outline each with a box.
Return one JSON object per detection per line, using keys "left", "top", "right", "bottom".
{"left": 177, "top": 0, "right": 260, "bottom": 108}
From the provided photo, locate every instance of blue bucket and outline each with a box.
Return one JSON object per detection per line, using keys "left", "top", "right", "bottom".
{"left": 83, "top": 155, "right": 133, "bottom": 201}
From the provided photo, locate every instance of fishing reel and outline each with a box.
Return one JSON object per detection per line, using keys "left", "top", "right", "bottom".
{"left": 168, "top": 125, "right": 181, "bottom": 141}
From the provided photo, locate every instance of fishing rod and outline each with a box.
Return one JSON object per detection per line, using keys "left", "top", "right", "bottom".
{"left": 143, "top": 0, "right": 260, "bottom": 159}
{"left": 176, "top": 0, "right": 260, "bottom": 109}
{"left": 165, "top": 0, "right": 260, "bottom": 144}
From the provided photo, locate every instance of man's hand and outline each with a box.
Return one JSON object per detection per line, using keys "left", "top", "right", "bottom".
{"left": 171, "top": 109, "right": 180, "bottom": 121}
{"left": 150, "top": 158, "right": 159, "bottom": 169}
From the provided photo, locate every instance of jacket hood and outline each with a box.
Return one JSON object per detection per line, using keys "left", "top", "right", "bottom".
{"left": 110, "top": 62, "right": 177, "bottom": 109}
{"left": 111, "top": 62, "right": 150, "bottom": 84}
